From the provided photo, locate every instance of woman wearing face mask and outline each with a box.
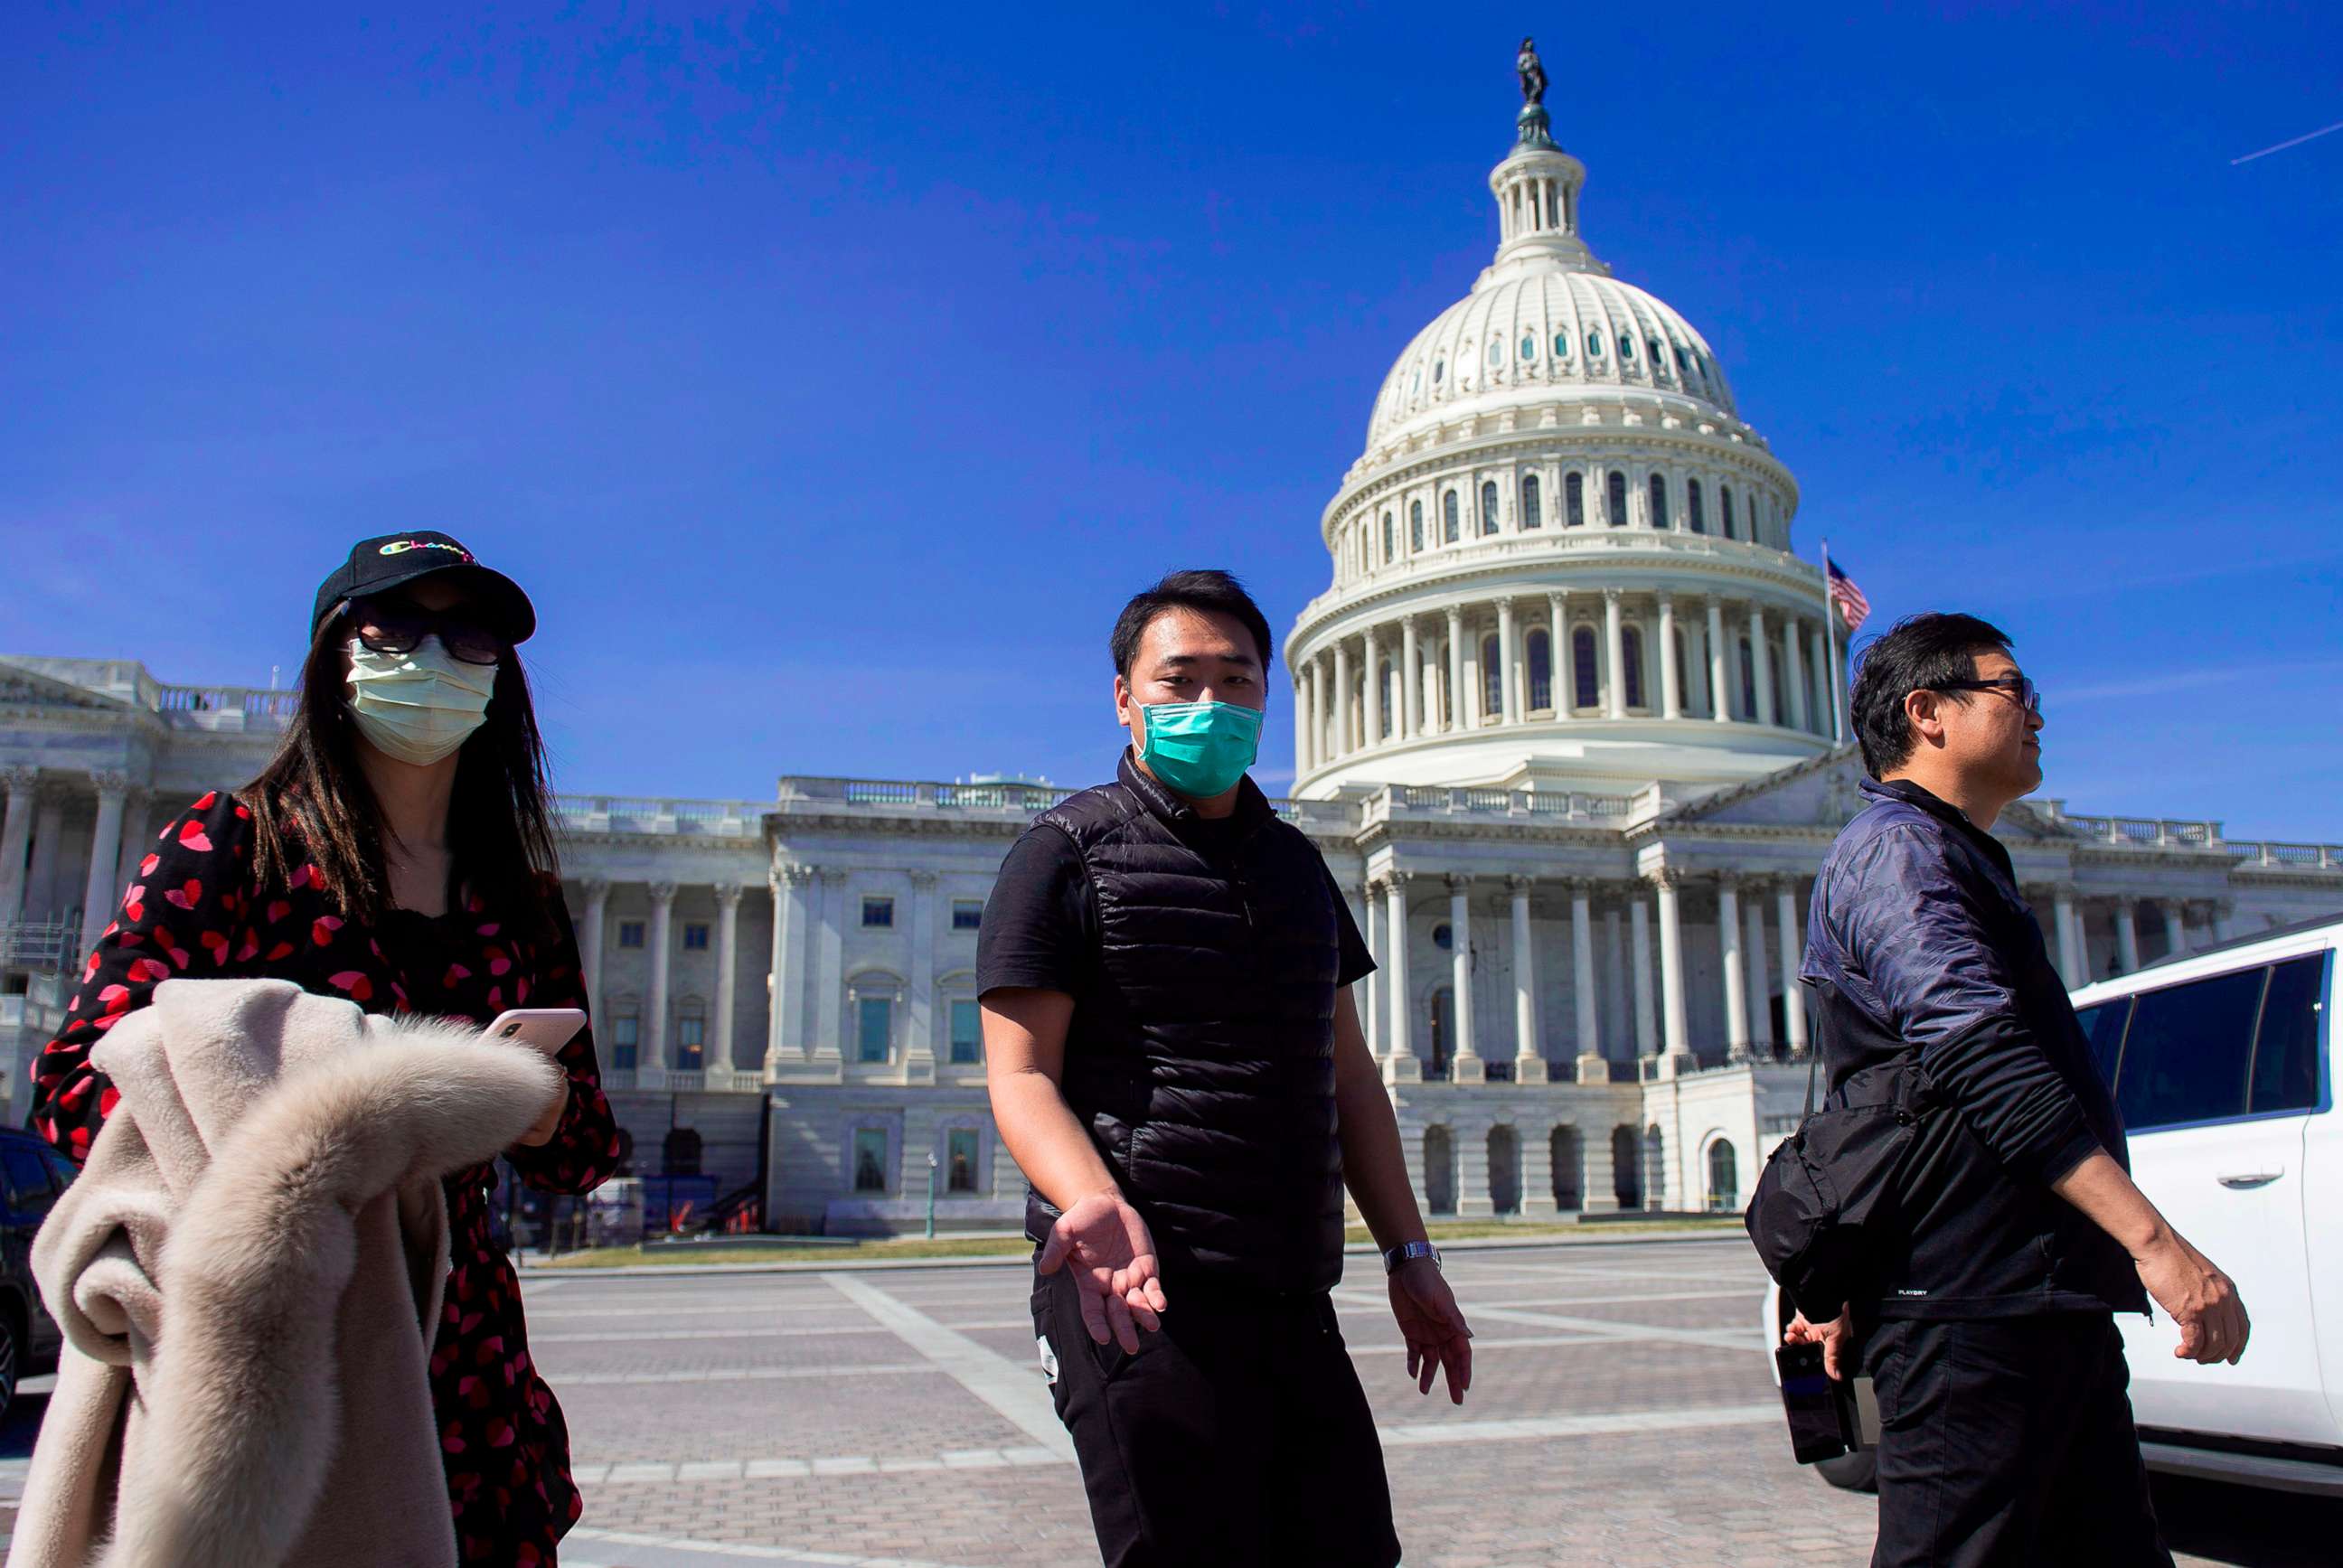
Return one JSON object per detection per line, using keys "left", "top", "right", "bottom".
{"left": 30, "top": 530, "right": 621, "bottom": 1565}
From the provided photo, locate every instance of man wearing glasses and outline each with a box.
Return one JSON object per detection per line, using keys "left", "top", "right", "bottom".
{"left": 1786, "top": 613, "right": 2246, "bottom": 1567}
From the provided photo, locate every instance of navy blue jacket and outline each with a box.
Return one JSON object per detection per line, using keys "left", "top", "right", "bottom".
{"left": 1802, "top": 777, "right": 2146, "bottom": 1319}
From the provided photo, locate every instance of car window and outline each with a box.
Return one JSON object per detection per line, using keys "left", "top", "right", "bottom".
{"left": 2116, "top": 967, "right": 2263, "bottom": 1132}
{"left": 2250, "top": 955, "right": 2329, "bottom": 1115}
{"left": 1, "top": 1144, "right": 56, "bottom": 1216}
{"left": 40, "top": 1148, "right": 80, "bottom": 1192}
{"left": 2073, "top": 999, "right": 2131, "bottom": 1090}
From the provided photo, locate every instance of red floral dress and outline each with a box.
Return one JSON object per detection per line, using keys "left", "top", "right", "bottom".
{"left": 30, "top": 788, "right": 621, "bottom": 1566}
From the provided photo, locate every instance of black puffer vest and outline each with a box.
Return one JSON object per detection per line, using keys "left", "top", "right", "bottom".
{"left": 1025, "top": 753, "right": 1347, "bottom": 1294}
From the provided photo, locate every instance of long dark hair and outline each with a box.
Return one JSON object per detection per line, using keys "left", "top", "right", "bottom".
{"left": 239, "top": 605, "right": 562, "bottom": 929}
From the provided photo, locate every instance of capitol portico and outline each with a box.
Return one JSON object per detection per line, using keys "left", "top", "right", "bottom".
{"left": 4, "top": 81, "right": 2340, "bottom": 1236}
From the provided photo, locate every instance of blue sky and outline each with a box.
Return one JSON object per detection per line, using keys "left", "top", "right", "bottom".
{"left": 4, "top": 4, "right": 2338, "bottom": 838}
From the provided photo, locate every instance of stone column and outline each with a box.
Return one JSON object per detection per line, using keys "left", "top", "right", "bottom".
{"left": 1581, "top": 1128, "right": 1621, "bottom": 1215}
{"left": 1497, "top": 599, "right": 1520, "bottom": 726}
{"left": 1707, "top": 602, "right": 1731, "bottom": 723}
{"left": 1508, "top": 876, "right": 1546, "bottom": 1082}
{"left": 2053, "top": 888, "right": 2083, "bottom": 988}
{"left": 1357, "top": 882, "right": 1382, "bottom": 1060}
{"left": 1569, "top": 879, "right": 1599, "bottom": 1059}
{"left": 1303, "top": 660, "right": 1323, "bottom": 775}
{"left": 1810, "top": 624, "right": 1835, "bottom": 740}
{"left": 1749, "top": 607, "right": 1776, "bottom": 727}
{"left": 2113, "top": 897, "right": 2141, "bottom": 975}
{"left": 2160, "top": 899, "right": 2187, "bottom": 958}
{"left": 1518, "top": 1119, "right": 1559, "bottom": 1218}
{"left": 110, "top": 793, "right": 148, "bottom": 920}
{"left": 1447, "top": 876, "right": 1482, "bottom": 1083}
{"left": 1631, "top": 890, "right": 1658, "bottom": 1056}
{"left": 1400, "top": 616, "right": 1422, "bottom": 737}
{"left": 1717, "top": 874, "right": 1750, "bottom": 1061}
{"left": 1776, "top": 878, "right": 1809, "bottom": 1058}
{"left": 2212, "top": 899, "right": 2238, "bottom": 944}
{"left": 905, "top": 871, "right": 937, "bottom": 1084}
{"left": 645, "top": 881, "right": 677, "bottom": 1068}
{"left": 1385, "top": 874, "right": 1421, "bottom": 1083}
{"left": 80, "top": 772, "right": 131, "bottom": 952}
{"left": 1332, "top": 639, "right": 1353, "bottom": 758}
{"left": 1603, "top": 589, "right": 1627, "bottom": 718}
{"left": 1362, "top": 627, "right": 1383, "bottom": 747}
{"left": 1782, "top": 617, "right": 1811, "bottom": 734}
{"left": 1444, "top": 608, "right": 1466, "bottom": 734}
{"left": 1657, "top": 594, "right": 1682, "bottom": 719}
{"left": 1294, "top": 672, "right": 1312, "bottom": 779}
{"left": 766, "top": 867, "right": 805, "bottom": 1075}
{"left": 710, "top": 882, "right": 742, "bottom": 1074}
{"left": 1547, "top": 591, "right": 1571, "bottom": 718}
{"left": 1603, "top": 908, "right": 1627, "bottom": 1055}
{"left": 1744, "top": 888, "right": 1771, "bottom": 1056}
{"left": 813, "top": 870, "right": 846, "bottom": 1071}
{"left": 24, "top": 792, "right": 65, "bottom": 924}
{"left": 1653, "top": 869, "right": 1689, "bottom": 1063}
{"left": 579, "top": 877, "right": 611, "bottom": 1010}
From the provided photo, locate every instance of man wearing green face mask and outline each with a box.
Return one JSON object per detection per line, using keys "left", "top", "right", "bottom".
{"left": 980, "top": 569, "right": 1473, "bottom": 1568}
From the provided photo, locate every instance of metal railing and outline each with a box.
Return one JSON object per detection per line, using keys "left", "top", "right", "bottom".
{"left": 0, "top": 922, "right": 78, "bottom": 973}
{"left": 2048, "top": 810, "right": 2341, "bottom": 870}
{"left": 599, "top": 1063, "right": 766, "bottom": 1094}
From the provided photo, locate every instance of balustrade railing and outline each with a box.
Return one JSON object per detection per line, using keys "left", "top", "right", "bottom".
{"left": 2045, "top": 810, "right": 2340, "bottom": 871}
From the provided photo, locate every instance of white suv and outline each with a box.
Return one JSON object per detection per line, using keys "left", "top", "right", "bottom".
{"left": 1763, "top": 915, "right": 2341, "bottom": 1497}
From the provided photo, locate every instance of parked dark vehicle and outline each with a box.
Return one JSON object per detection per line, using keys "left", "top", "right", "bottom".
{"left": 0, "top": 1123, "right": 73, "bottom": 1419}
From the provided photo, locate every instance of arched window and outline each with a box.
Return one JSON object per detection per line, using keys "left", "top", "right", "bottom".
{"left": 1719, "top": 484, "right": 1735, "bottom": 540}
{"left": 1565, "top": 470, "right": 1586, "bottom": 526}
{"left": 1611, "top": 1125, "right": 1642, "bottom": 1209}
{"left": 1618, "top": 331, "right": 1635, "bottom": 362}
{"left": 1488, "top": 1126, "right": 1521, "bottom": 1215}
{"left": 1739, "top": 636, "right": 1757, "bottom": 719}
{"left": 1429, "top": 990, "right": 1454, "bottom": 1078}
{"left": 1707, "top": 1139, "right": 1740, "bottom": 1212}
{"left": 1424, "top": 1123, "right": 1456, "bottom": 1208}
{"left": 1648, "top": 474, "right": 1669, "bottom": 530}
{"left": 1410, "top": 499, "right": 1425, "bottom": 551}
{"left": 1623, "top": 626, "right": 1646, "bottom": 709}
{"left": 1687, "top": 478, "right": 1706, "bottom": 534}
{"left": 1381, "top": 511, "right": 1395, "bottom": 561}
{"left": 1551, "top": 1125, "right": 1584, "bottom": 1211}
{"left": 1480, "top": 480, "right": 1500, "bottom": 535}
{"left": 1649, "top": 336, "right": 1667, "bottom": 375}
{"left": 1528, "top": 628, "right": 1553, "bottom": 710}
{"left": 1442, "top": 490, "right": 1460, "bottom": 542}
{"left": 1487, "top": 339, "right": 1502, "bottom": 367}
{"left": 1571, "top": 626, "right": 1599, "bottom": 709}
{"left": 1433, "top": 358, "right": 1445, "bottom": 384}
{"left": 1521, "top": 473, "right": 1542, "bottom": 529}
{"left": 1674, "top": 626, "right": 1690, "bottom": 711}
{"left": 1481, "top": 634, "right": 1502, "bottom": 716}
{"left": 1643, "top": 1124, "right": 1666, "bottom": 1212}
{"left": 1772, "top": 648, "right": 1788, "bottom": 727}
{"left": 1520, "top": 333, "right": 1537, "bottom": 361}
{"left": 1379, "top": 662, "right": 1396, "bottom": 738}
{"left": 1606, "top": 470, "right": 1628, "bottom": 528}
{"left": 1554, "top": 330, "right": 1571, "bottom": 360}
{"left": 1586, "top": 328, "right": 1604, "bottom": 359}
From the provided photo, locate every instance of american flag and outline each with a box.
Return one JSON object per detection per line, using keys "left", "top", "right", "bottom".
{"left": 1827, "top": 559, "right": 1871, "bottom": 634}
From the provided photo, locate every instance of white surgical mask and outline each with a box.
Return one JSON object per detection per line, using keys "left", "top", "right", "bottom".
{"left": 345, "top": 635, "right": 496, "bottom": 765}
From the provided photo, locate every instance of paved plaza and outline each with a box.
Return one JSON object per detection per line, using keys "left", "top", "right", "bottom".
{"left": 0, "top": 1233, "right": 2328, "bottom": 1565}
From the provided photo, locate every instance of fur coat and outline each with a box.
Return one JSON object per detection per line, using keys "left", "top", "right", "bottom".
{"left": 9, "top": 979, "right": 561, "bottom": 1568}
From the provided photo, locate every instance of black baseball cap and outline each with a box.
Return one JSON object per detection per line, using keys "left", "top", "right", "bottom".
{"left": 311, "top": 531, "right": 536, "bottom": 644}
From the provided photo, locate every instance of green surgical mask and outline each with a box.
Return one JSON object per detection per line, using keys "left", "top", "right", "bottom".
{"left": 346, "top": 635, "right": 495, "bottom": 765}
{"left": 1136, "top": 700, "right": 1262, "bottom": 799}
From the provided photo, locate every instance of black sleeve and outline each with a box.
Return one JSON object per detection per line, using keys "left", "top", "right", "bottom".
{"left": 977, "top": 824, "right": 1096, "bottom": 998}
{"left": 1322, "top": 860, "right": 1375, "bottom": 990}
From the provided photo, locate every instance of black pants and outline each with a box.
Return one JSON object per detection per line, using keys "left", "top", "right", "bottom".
{"left": 1867, "top": 1313, "right": 2173, "bottom": 1568}
{"left": 1031, "top": 1263, "right": 1400, "bottom": 1568}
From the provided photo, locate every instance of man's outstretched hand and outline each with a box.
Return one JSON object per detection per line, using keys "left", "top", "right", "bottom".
{"left": 1389, "top": 1260, "right": 1473, "bottom": 1404}
{"left": 1037, "top": 1191, "right": 1169, "bottom": 1353}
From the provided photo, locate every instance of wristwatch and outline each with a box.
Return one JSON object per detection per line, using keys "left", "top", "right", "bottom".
{"left": 1382, "top": 1239, "right": 1442, "bottom": 1274}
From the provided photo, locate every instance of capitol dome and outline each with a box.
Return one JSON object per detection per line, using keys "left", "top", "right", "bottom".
{"left": 1285, "top": 80, "right": 1838, "bottom": 803}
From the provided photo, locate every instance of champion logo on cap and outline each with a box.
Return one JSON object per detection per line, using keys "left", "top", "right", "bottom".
{"left": 378, "top": 540, "right": 475, "bottom": 561}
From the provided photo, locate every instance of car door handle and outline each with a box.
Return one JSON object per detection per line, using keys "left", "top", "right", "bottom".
{"left": 2216, "top": 1170, "right": 2284, "bottom": 1189}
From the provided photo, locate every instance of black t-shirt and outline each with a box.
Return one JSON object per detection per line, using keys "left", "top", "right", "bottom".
{"left": 977, "top": 816, "right": 1374, "bottom": 1000}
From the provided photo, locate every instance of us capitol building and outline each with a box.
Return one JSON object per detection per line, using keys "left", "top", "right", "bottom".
{"left": 5, "top": 82, "right": 2338, "bottom": 1234}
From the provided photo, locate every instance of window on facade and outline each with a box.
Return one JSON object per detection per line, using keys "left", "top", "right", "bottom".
{"left": 1674, "top": 627, "right": 1690, "bottom": 711}
{"left": 1586, "top": 329, "right": 1604, "bottom": 358}
{"left": 1565, "top": 470, "right": 1585, "bottom": 526}
{"left": 1687, "top": 479, "right": 1706, "bottom": 534}
{"left": 1479, "top": 480, "right": 1500, "bottom": 535}
{"left": 1487, "top": 339, "right": 1502, "bottom": 367}
{"left": 946, "top": 1128, "right": 979, "bottom": 1193}
{"left": 1738, "top": 637, "right": 1756, "bottom": 719}
{"left": 617, "top": 921, "right": 645, "bottom": 950}
{"left": 1618, "top": 332, "right": 1635, "bottom": 361}
{"left": 1442, "top": 490, "right": 1460, "bottom": 542}
{"left": 1382, "top": 511, "right": 1395, "bottom": 561}
{"left": 1520, "top": 333, "right": 1536, "bottom": 361}
{"left": 1572, "top": 627, "right": 1599, "bottom": 709}
{"left": 1555, "top": 331, "right": 1571, "bottom": 360}
{"left": 1482, "top": 634, "right": 1502, "bottom": 716}
{"left": 1434, "top": 358, "right": 1445, "bottom": 383}
{"left": 1706, "top": 1140, "right": 1739, "bottom": 1212}
{"left": 1528, "top": 629, "right": 1553, "bottom": 710}
{"left": 1521, "top": 473, "right": 1542, "bottom": 529}
{"left": 1623, "top": 627, "right": 1646, "bottom": 708}
{"left": 1606, "top": 470, "right": 1628, "bottom": 528}
{"left": 861, "top": 897, "right": 894, "bottom": 928}
{"left": 852, "top": 1128, "right": 889, "bottom": 1193}
{"left": 1771, "top": 653, "right": 1788, "bottom": 725}
{"left": 952, "top": 899, "right": 982, "bottom": 931}
{"left": 1719, "top": 484, "right": 1736, "bottom": 540}
{"left": 949, "top": 998, "right": 983, "bottom": 1065}
{"left": 674, "top": 1013, "right": 704, "bottom": 1071}
{"left": 682, "top": 922, "right": 709, "bottom": 951}
{"left": 1648, "top": 474, "right": 1669, "bottom": 530}
{"left": 1410, "top": 499, "right": 1425, "bottom": 551}
{"left": 611, "top": 1015, "right": 639, "bottom": 1072}
{"left": 2251, "top": 956, "right": 2326, "bottom": 1113}
{"left": 1648, "top": 336, "right": 1666, "bottom": 372}
{"left": 1379, "top": 662, "right": 1396, "bottom": 737}
{"left": 857, "top": 996, "right": 892, "bottom": 1064}
{"left": 2116, "top": 968, "right": 2263, "bottom": 1131}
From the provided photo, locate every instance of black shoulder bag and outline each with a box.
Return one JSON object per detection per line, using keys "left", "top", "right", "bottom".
{"left": 1745, "top": 1051, "right": 1936, "bottom": 1322}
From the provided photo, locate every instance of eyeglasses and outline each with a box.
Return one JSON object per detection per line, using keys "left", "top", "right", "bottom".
{"left": 342, "top": 596, "right": 507, "bottom": 666}
{"left": 1931, "top": 674, "right": 2041, "bottom": 715}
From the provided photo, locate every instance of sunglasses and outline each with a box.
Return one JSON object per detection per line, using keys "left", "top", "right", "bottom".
{"left": 1931, "top": 674, "right": 2041, "bottom": 715}
{"left": 342, "top": 596, "right": 507, "bottom": 666}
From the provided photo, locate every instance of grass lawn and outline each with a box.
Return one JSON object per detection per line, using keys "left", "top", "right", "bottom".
{"left": 531, "top": 1215, "right": 1741, "bottom": 1270}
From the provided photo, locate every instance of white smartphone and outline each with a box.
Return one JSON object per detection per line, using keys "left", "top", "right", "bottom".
{"left": 481, "top": 1008, "right": 588, "bottom": 1058}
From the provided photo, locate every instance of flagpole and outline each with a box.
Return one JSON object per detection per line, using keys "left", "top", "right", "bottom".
{"left": 1821, "top": 538, "right": 1847, "bottom": 746}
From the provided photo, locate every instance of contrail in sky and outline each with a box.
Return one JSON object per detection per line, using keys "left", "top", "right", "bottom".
{"left": 2231, "top": 118, "right": 2343, "bottom": 164}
